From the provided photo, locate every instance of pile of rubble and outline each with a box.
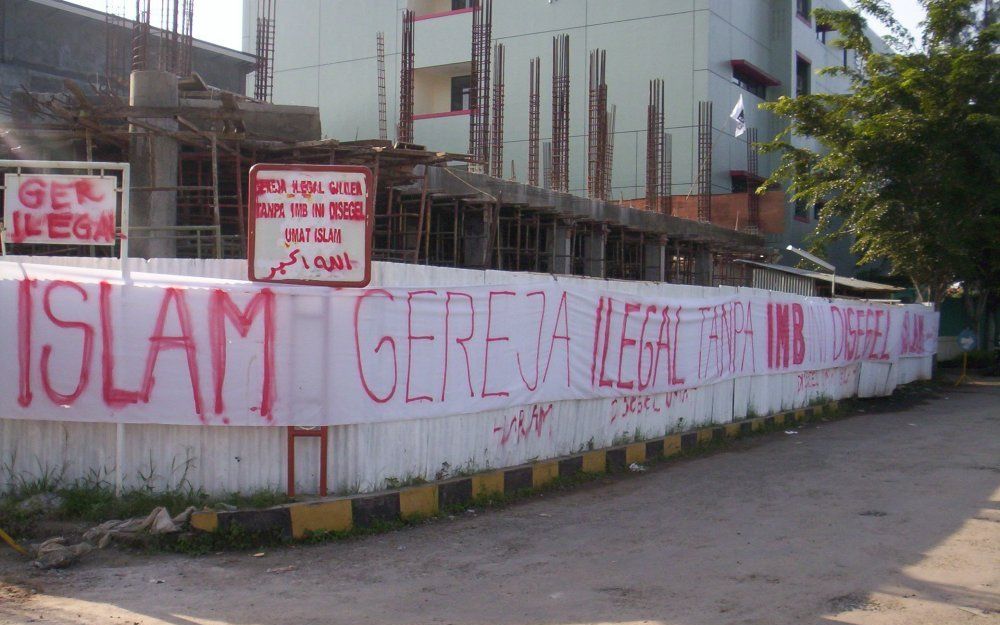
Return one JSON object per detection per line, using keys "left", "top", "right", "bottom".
{"left": 30, "top": 506, "right": 196, "bottom": 569}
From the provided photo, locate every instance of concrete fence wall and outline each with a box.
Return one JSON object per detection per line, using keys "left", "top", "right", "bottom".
{"left": 0, "top": 257, "right": 934, "bottom": 496}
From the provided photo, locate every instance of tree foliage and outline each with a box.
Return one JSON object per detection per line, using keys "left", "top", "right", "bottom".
{"left": 760, "top": 0, "right": 999, "bottom": 306}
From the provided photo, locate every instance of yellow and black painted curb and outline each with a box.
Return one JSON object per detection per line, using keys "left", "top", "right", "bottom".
{"left": 191, "top": 402, "right": 839, "bottom": 540}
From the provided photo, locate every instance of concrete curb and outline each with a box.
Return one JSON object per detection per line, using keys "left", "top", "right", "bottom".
{"left": 190, "top": 402, "right": 839, "bottom": 540}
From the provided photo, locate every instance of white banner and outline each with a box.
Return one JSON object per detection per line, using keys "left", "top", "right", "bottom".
{"left": 0, "top": 261, "right": 938, "bottom": 427}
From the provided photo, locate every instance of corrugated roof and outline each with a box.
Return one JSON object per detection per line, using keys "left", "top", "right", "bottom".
{"left": 734, "top": 260, "right": 903, "bottom": 293}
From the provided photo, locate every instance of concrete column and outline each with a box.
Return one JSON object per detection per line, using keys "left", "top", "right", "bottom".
{"left": 550, "top": 220, "right": 573, "bottom": 275}
{"left": 643, "top": 236, "right": 667, "bottom": 282}
{"left": 694, "top": 245, "right": 714, "bottom": 286}
{"left": 583, "top": 223, "right": 607, "bottom": 278}
{"left": 462, "top": 203, "right": 491, "bottom": 268}
{"left": 129, "top": 70, "right": 179, "bottom": 259}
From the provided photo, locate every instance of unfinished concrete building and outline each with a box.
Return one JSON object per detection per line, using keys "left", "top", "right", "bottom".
{"left": 2, "top": 66, "right": 766, "bottom": 287}
{"left": 0, "top": 0, "right": 772, "bottom": 287}
{"left": 0, "top": 0, "right": 253, "bottom": 101}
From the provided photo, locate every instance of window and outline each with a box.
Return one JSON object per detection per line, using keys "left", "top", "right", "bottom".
{"left": 813, "top": 200, "right": 825, "bottom": 220}
{"left": 730, "top": 60, "right": 781, "bottom": 97}
{"left": 451, "top": 0, "right": 471, "bottom": 9}
{"left": 794, "top": 198, "right": 809, "bottom": 221}
{"left": 796, "top": 55, "right": 811, "bottom": 97}
{"left": 731, "top": 173, "right": 763, "bottom": 193}
{"left": 796, "top": 0, "right": 811, "bottom": 21}
{"left": 732, "top": 67, "right": 767, "bottom": 99}
{"left": 450, "top": 75, "right": 471, "bottom": 111}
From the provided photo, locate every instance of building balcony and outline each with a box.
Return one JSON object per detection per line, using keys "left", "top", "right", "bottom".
{"left": 414, "top": 61, "right": 471, "bottom": 115}
{"left": 409, "top": 0, "right": 474, "bottom": 20}
{"left": 413, "top": 111, "right": 470, "bottom": 155}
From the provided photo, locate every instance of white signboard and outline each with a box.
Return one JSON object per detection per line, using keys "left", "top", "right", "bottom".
{"left": 3, "top": 173, "right": 117, "bottom": 245}
{"left": 248, "top": 164, "right": 373, "bottom": 287}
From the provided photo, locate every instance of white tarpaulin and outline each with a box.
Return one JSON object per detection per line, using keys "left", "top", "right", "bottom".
{"left": 0, "top": 260, "right": 938, "bottom": 427}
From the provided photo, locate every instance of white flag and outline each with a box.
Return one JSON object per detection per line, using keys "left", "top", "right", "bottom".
{"left": 730, "top": 95, "right": 746, "bottom": 137}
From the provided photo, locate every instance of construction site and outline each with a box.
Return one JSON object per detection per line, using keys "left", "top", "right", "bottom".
{"left": 0, "top": 0, "right": 772, "bottom": 286}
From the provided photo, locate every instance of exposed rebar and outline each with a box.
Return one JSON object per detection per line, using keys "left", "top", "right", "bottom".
{"left": 397, "top": 9, "right": 415, "bottom": 143}
{"left": 131, "top": 0, "right": 151, "bottom": 72}
{"left": 551, "top": 34, "right": 570, "bottom": 193}
{"left": 254, "top": 0, "right": 276, "bottom": 102}
{"left": 376, "top": 32, "right": 388, "bottom": 141}
{"left": 645, "top": 79, "right": 669, "bottom": 213}
{"left": 605, "top": 104, "right": 616, "bottom": 200}
{"left": 527, "top": 56, "right": 540, "bottom": 186}
{"left": 104, "top": 0, "right": 130, "bottom": 94}
{"left": 697, "top": 100, "right": 713, "bottom": 223}
{"left": 469, "top": 0, "right": 493, "bottom": 170}
{"left": 489, "top": 42, "right": 505, "bottom": 178}
{"left": 587, "top": 49, "right": 609, "bottom": 199}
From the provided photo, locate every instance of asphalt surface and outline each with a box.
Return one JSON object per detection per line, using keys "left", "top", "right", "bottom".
{"left": 1, "top": 381, "right": 998, "bottom": 625}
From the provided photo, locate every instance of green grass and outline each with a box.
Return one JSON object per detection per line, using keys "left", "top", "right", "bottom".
{"left": 382, "top": 474, "right": 429, "bottom": 490}
{"left": 808, "top": 394, "right": 832, "bottom": 407}
{"left": 0, "top": 482, "right": 291, "bottom": 541}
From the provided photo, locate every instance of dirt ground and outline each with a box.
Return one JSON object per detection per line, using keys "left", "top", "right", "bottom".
{"left": 1, "top": 382, "right": 997, "bottom": 625}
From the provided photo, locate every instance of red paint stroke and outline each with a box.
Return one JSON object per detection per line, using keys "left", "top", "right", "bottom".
{"left": 139, "top": 288, "right": 204, "bottom": 417}
{"left": 210, "top": 289, "right": 277, "bottom": 422}
{"left": 354, "top": 289, "right": 398, "bottom": 403}
{"left": 40, "top": 281, "right": 94, "bottom": 405}
{"left": 266, "top": 248, "right": 304, "bottom": 279}
{"left": 441, "top": 292, "right": 476, "bottom": 401}
{"left": 17, "top": 279, "right": 34, "bottom": 407}
{"left": 481, "top": 290, "right": 514, "bottom": 398}
{"left": 99, "top": 281, "right": 141, "bottom": 407}
{"left": 492, "top": 403, "right": 553, "bottom": 446}
{"left": 405, "top": 289, "right": 437, "bottom": 403}
{"left": 515, "top": 290, "right": 546, "bottom": 392}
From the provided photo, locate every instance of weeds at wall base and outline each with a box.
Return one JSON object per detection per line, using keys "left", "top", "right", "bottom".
{"left": 3, "top": 395, "right": 914, "bottom": 555}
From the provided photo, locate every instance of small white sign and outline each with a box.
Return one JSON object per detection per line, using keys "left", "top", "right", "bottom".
{"left": 248, "top": 164, "right": 373, "bottom": 287}
{"left": 3, "top": 173, "right": 117, "bottom": 245}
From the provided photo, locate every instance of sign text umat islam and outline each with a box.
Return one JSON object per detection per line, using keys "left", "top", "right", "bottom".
{"left": 1, "top": 261, "right": 938, "bottom": 427}
{"left": 248, "top": 164, "right": 373, "bottom": 287}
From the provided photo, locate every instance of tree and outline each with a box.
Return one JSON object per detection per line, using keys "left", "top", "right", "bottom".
{"left": 760, "top": 0, "right": 999, "bottom": 315}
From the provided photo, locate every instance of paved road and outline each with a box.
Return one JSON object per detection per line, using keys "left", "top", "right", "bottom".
{"left": 2, "top": 383, "right": 998, "bottom": 625}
